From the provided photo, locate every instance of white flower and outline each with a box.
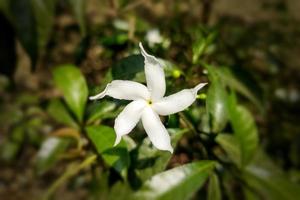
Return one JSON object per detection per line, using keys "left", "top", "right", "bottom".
{"left": 146, "top": 29, "right": 163, "bottom": 47}
{"left": 89, "top": 43, "right": 207, "bottom": 153}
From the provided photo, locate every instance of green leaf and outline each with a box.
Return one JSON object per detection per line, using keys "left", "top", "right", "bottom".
{"left": 112, "top": 54, "right": 144, "bottom": 80}
{"left": 35, "top": 137, "right": 70, "bottom": 175}
{"left": 47, "top": 99, "right": 79, "bottom": 129}
{"left": 206, "top": 79, "right": 228, "bottom": 133}
{"left": 68, "top": 0, "right": 86, "bottom": 36}
{"left": 243, "top": 150, "right": 300, "bottom": 200}
{"left": 53, "top": 65, "right": 88, "bottom": 123}
{"left": 215, "top": 134, "right": 242, "bottom": 168}
{"left": 0, "top": 140, "right": 20, "bottom": 162}
{"left": 134, "top": 161, "right": 215, "bottom": 200}
{"left": 133, "top": 129, "right": 188, "bottom": 182}
{"left": 227, "top": 93, "right": 258, "bottom": 166}
{"left": 218, "top": 67, "right": 263, "bottom": 111}
{"left": 10, "top": 0, "right": 38, "bottom": 68}
{"left": 100, "top": 33, "right": 129, "bottom": 47}
{"left": 86, "top": 100, "right": 117, "bottom": 124}
{"left": 86, "top": 125, "right": 130, "bottom": 176}
{"left": 208, "top": 173, "right": 221, "bottom": 200}
{"left": 31, "top": 0, "right": 57, "bottom": 50}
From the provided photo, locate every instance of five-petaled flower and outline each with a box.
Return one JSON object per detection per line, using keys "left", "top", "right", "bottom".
{"left": 89, "top": 43, "right": 207, "bottom": 153}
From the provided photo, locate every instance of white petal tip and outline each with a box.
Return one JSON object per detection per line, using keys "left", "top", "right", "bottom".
{"left": 139, "top": 42, "right": 153, "bottom": 59}
{"left": 158, "top": 145, "right": 173, "bottom": 153}
{"left": 168, "top": 148, "right": 174, "bottom": 154}
{"left": 193, "top": 82, "right": 208, "bottom": 95}
{"left": 113, "top": 135, "right": 122, "bottom": 147}
{"left": 89, "top": 96, "right": 97, "bottom": 100}
{"left": 89, "top": 84, "right": 110, "bottom": 100}
{"left": 89, "top": 94, "right": 104, "bottom": 100}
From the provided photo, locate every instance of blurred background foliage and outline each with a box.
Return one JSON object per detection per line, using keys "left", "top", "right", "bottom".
{"left": 0, "top": 0, "right": 300, "bottom": 199}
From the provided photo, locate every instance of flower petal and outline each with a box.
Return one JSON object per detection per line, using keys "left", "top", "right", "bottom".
{"left": 152, "top": 83, "right": 207, "bottom": 116}
{"left": 114, "top": 100, "right": 147, "bottom": 146}
{"left": 139, "top": 42, "right": 166, "bottom": 101}
{"left": 89, "top": 80, "right": 150, "bottom": 101}
{"left": 141, "top": 106, "right": 173, "bottom": 152}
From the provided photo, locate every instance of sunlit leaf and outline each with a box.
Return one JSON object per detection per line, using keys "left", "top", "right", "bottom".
{"left": 208, "top": 173, "right": 221, "bottom": 200}
{"left": 216, "top": 134, "right": 242, "bottom": 168}
{"left": 228, "top": 93, "right": 258, "bottom": 167}
{"left": 134, "top": 161, "right": 215, "bottom": 200}
{"left": 35, "top": 137, "right": 70, "bottom": 175}
{"left": 47, "top": 99, "right": 79, "bottom": 129}
{"left": 53, "top": 65, "right": 88, "bottom": 123}
{"left": 86, "top": 125, "right": 130, "bottom": 176}
{"left": 206, "top": 78, "right": 228, "bottom": 133}
{"left": 132, "top": 129, "right": 188, "bottom": 183}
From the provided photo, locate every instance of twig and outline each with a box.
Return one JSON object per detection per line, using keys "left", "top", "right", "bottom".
{"left": 43, "top": 154, "right": 97, "bottom": 200}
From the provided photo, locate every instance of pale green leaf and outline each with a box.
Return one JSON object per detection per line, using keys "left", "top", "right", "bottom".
{"left": 206, "top": 79, "right": 228, "bottom": 133}
{"left": 53, "top": 65, "right": 88, "bottom": 123}
{"left": 208, "top": 173, "right": 221, "bottom": 200}
{"left": 228, "top": 93, "right": 258, "bottom": 166}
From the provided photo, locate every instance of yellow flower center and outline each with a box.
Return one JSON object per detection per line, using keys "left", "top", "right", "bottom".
{"left": 147, "top": 100, "right": 153, "bottom": 105}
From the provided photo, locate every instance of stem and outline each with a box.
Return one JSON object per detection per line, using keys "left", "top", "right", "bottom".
{"left": 43, "top": 154, "right": 97, "bottom": 200}
{"left": 179, "top": 112, "right": 198, "bottom": 135}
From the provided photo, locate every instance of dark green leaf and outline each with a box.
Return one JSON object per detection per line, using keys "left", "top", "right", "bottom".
{"left": 10, "top": 0, "right": 38, "bottom": 68}
{"left": 100, "top": 33, "right": 129, "bottom": 47}
{"left": 218, "top": 67, "right": 263, "bottom": 111}
{"left": 47, "top": 99, "right": 79, "bottom": 129}
{"left": 68, "top": 0, "right": 86, "bottom": 36}
{"left": 86, "top": 100, "right": 117, "bottom": 124}
{"left": 206, "top": 79, "right": 228, "bottom": 133}
{"left": 53, "top": 65, "right": 88, "bottom": 123}
{"left": 35, "top": 137, "right": 70, "bottom": 175}
{"left": 112, "top": 54, "right": 144, "bottom": 80}
{"left": 215, "top": 134, "right": 241, "bottom": 168}
{"left": 134, "top": 161, "right": 215, "bottom": 200}
{"left": 228, "top": 93, "right": 258, "bottom": 166}
{"left": 86, "top": 125, "right": 130, "bottom": 176}
{"left": 0, "top": 140, "right": 20, "bottom": 162}
{"left": 243, "top": 150, "right": 300, "bottom": 200}
{"left": 31, "top": 0, "right": 57, "bottom": 50}
{"left": 208, "top": 173, "right": 221, "bottom": 200}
